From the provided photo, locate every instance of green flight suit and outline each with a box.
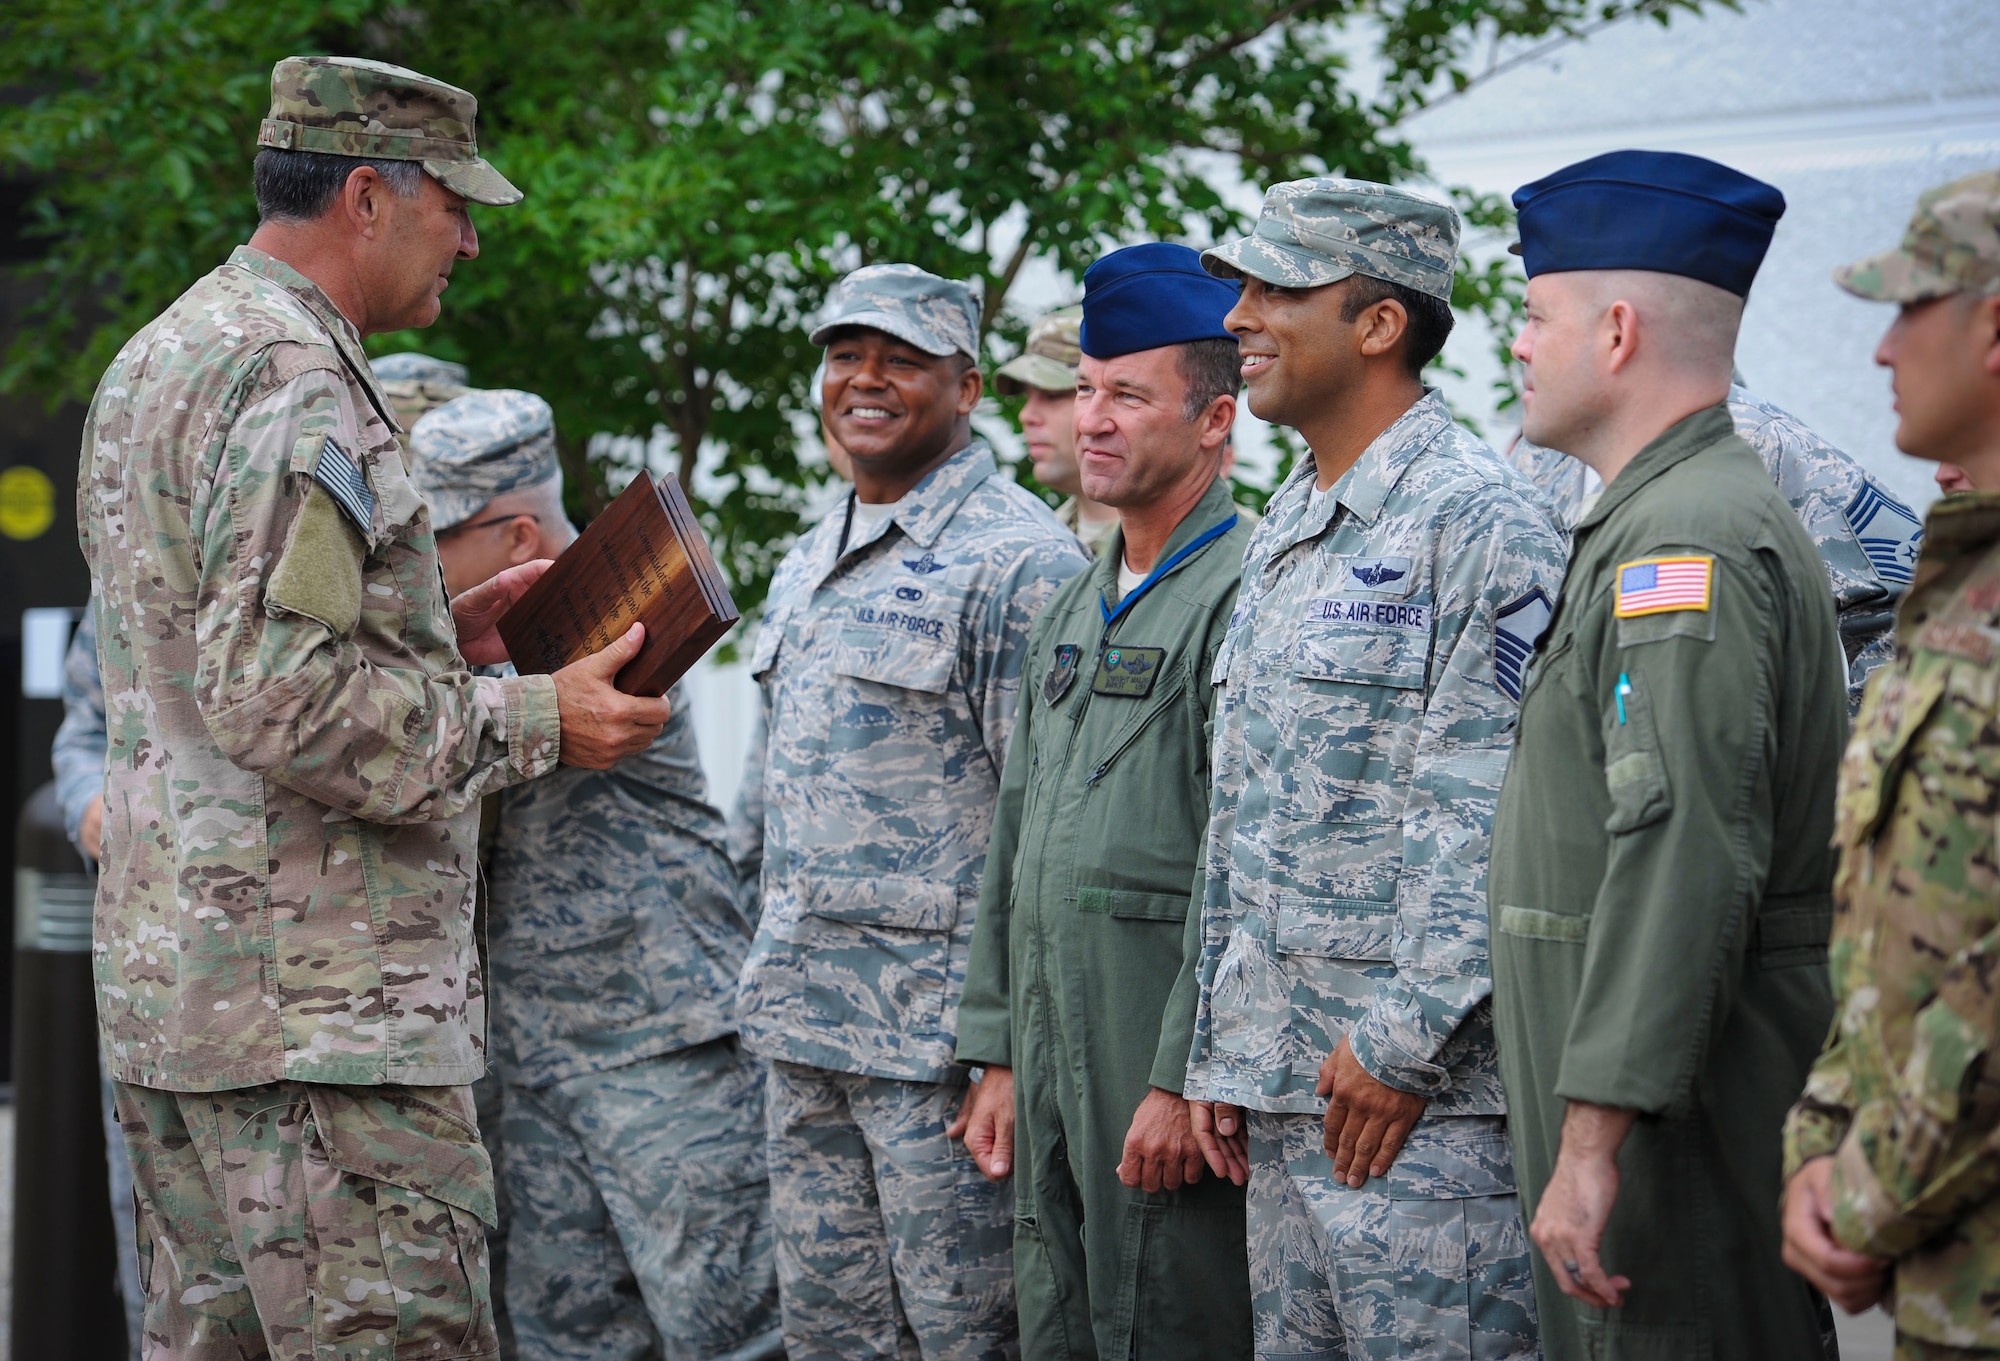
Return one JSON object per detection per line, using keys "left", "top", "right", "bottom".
{"left": 958, "top": 477, "right": 1253, "bottom": 1361}
{"left": 1487, "top": 406, "right": 1847, "bottom": 1360}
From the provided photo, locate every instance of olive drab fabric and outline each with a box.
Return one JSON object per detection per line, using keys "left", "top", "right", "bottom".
{"left": 1785, "top": 491, "right": 2000, "bottom": 1351}
{"left": 1507, "top": 383, "right": 1918, "bottom": 710}
{"left": 957, "top": 477, "right": 1256, "bottom": 1360}
{"left": 79, "top": 245, "right": 561, "bottom": 1092}
{"left": 734, "top": 440, "right": 1088, "bottom": 1081}
{"left": 1489, "top": 404, "right": 1847, "bottom": 1360}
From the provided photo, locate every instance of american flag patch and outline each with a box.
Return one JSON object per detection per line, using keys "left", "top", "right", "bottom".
{"left": 1614, "top": 556, "right": 1713, "bottom": 617}
{"left": 311, "top": 436, "right": 376, "bottom": 533}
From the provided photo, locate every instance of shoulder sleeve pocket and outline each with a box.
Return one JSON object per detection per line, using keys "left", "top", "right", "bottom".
{"left": 266, "top": 483, "right": 366, "bottom": 636}
{"left": 1602, "top": 671, "right": 1672, "bottom": 834}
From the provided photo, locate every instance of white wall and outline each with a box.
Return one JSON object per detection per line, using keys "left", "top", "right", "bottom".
{"left": 1408, "top": 0, "right": 2000, "bottom": 511}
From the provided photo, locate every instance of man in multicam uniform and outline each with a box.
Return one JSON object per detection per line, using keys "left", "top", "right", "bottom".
{"left": 1782, "top": 169, "right": 2000, "bottom": 1361}
{"left": 1185, "top": 178, "right": 1563, "bottom": 1361}
{"left": 81, "top": 57, "right": 673, "bottom": 1358}
{"left": 993, "top": 306, "right": 1122, "bottom": 557}
{"left": 1506, "top": 385, "right": 1920, "bottom": 709}
{"left": 411, "top": 389, "right": 781, "bottom": 1361}
{"left": 735, "top": 264, "right": 1088, "bottom": 1361}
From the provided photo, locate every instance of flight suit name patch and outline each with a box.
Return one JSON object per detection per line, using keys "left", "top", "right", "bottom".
{"left": 1092, "top": 646, "right": 1165, "bottom": 698}
{"left": 1307, "top": 597, "right": 1431, "bottom": 632}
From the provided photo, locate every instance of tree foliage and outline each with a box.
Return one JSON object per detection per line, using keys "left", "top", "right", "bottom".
{"left": 1, "top": 0, "right": 1713, "bottom": 615}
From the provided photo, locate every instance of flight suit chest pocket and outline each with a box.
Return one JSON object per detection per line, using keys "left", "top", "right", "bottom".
{"left": 1835, "top": 661, "right": 1948, "bottom": 848}
{"left": 1601, "top": 670, "right": 1671, "bottom": 833}
{"left": 826, "top": 623, "right": 957, "bottom": 800}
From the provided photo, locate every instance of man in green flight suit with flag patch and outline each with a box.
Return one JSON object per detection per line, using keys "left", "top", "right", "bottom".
{"left": 953, "top": 243, "right": 1256, "bottom": 1359}
{"left": 1487, "top": 150, "right": 1848, "bottom": 1360}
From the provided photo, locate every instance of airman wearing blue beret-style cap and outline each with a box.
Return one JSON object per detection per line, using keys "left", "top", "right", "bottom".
{"left": 1182, "top": 179, "right": 1564, "bottom": 1361}
{"left": 1489, "top": 149, "right": 1849, "bottom": 1361}
{"left": 956, "top": 241, "right": 1255, "bottom": 1359}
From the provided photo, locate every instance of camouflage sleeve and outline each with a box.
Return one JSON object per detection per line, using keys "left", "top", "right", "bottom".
{"left": 1148, "top": 619, "right": 1230, "bottom": 1093}
{"left": 726, "top": 695, "right": 769, "bottom": 925}
{"left": 51, "top": 600, "right": 107, "bottom": 848}
{"left": 1553, "top": 548, "right": 1785, "bottom": 1115}
{"left": 1346, "top": 490, "right": 1564, "bottom": 1095}
{"left": 964, "top": 538, "right": 1088, "bottom": 775}
{"left": 1782, "top": 1028, "right": 1855, "bottom": 1180}
{"left": 957, "top": 624, "right": 1049, "bottom": 1070}
{"left": 195, "top": 369, "right": 560, "bottom": 823}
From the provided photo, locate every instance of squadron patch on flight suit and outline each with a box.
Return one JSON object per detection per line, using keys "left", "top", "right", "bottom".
{"left": 1045, "top": 643, "right": 1082, "bottom": 705}
{"left": 1091, "top": 645, "right": 1165, "bottom": 698}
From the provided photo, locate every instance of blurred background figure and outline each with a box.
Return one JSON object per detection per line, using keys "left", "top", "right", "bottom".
{"left": 412, "top": 389, "right": 782, "bottom": 1361}
{"left": 994, "top": 306, "right": 1121, "bottom": 557}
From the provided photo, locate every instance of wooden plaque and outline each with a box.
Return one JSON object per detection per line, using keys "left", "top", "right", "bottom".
{"left": 496, "top": 471, "right": 739, "bottom": 697}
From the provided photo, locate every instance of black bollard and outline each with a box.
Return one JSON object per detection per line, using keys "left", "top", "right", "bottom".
{"left": 12, "top": 780, "right": 125, "bottom": 1359}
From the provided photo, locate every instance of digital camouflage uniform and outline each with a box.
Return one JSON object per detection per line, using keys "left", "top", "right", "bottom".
{"left": 408, "top": 390, "right": 781, "bottom": 1361}
{"left": 1506, "top": 383, "right": 1920, "bottom": 709}
{"left": 1490, "top": 405, "right": 1847, "bottom": 1361}
{"left": 1189, "top": 179, "right": 1565, "bottom": 1361}
{"left": 738, "top": 263, "right": 1089, "bottom": 1361}
{"left": 82, "top": 58, "right": 543, "bottom": 1359}
{"left": 1784, "top": 169, "right": 2000, "bottom": 1361}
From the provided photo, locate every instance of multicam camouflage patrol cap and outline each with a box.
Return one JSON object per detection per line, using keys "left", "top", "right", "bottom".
{"left": 810, "top": 264, "right": 982, "bottom": 359}
{"left": 259, "top": 56, "right": 522, "bottom": 207}
{"left": 1836, "top": 169, "right": 2000, "bottom": 303}
{"left": 994, "top": 307, "right": 1081, "bottom": 395}
{"left": 1202, "top": 177, "right": 1459, "bottom": 301}
{"left": 409, "top": 389, "right": 560, "bottom": 530}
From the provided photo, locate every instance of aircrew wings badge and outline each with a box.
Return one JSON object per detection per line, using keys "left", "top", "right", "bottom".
{"left": 1614, "top": 556, "right": 1713, "bottom": 618}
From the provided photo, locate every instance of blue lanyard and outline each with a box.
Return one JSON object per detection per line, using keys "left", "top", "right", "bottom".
{"left": 1099, "top": 514, "right": 1238, "bottom": 633}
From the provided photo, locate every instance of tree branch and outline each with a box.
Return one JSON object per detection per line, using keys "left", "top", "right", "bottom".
{"left": 984, "top": 227, "right": 1036, "bottom": 341}
{"left": 1193, "top": 0, "right": 1330, "bottom": 63}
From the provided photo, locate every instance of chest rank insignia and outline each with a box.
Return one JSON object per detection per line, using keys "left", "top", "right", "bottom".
{"left": 903, "top": 551, "right": 946, "bottom": 575}
{"left": 1092, "top": 645, "right": 1166, "bottom": 698}
{"left": 1045, "top": 643, "right": 1082, "bottom": 705}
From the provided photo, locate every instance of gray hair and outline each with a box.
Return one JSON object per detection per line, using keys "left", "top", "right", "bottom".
{"left": 253, "top": 148, "right": 424, "bottom": 225}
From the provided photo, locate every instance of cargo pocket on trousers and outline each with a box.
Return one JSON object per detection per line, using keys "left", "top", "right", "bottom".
{"left": 303, "top": 1085, "right": 499, "bottom": 1360}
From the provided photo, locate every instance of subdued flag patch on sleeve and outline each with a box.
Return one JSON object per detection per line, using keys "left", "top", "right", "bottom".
{"left": 1493, "top": 586, "right": 1553, "bottom": 701}
{"left": 1843, "top": 480, "right": 1923, "bottom": 586}
{"left": 311, "top": 436, "right": 376, "bottom": 534}
{"left": 1614, "top": 556, "right": 1713, "bottom": 617}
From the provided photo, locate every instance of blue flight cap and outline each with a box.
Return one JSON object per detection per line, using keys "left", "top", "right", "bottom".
{"left": 1511, "top": 150, "right": 1786, "bottom": 298}
{"left": 1079, "top": 242, "right": 1240, "bottom": 359}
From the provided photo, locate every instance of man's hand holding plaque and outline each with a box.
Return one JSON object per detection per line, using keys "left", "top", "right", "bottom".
{"left": 550, "top": 621, "right": 674, "bottom": 768}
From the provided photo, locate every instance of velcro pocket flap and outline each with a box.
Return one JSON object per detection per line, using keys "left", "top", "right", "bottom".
{"left": 835, "top": 625, "right": 956, "bottom": 695}
{"left": 1497, "top": 905, "right": 1589, "bottom": 944}
{"left": 266, "top": 483, "right": 366, "bottom": 636}
{"left": 1075, "top": 887, "right": 1190, "bottom": 921}
{"left": 1836, "top": 665, "right": 1946, "bottom": 847}
{"left": 305, "top": 1084, "right": 497, "bottom": 1227}
{"left": 1294, "top": 612, "right": 1429, "bottom": 689}
{"left": 803, "top": 873, "right": 960, "bottom": 932}
{"left": 1274, "top": 893, "right": 1394, "bottom": 961}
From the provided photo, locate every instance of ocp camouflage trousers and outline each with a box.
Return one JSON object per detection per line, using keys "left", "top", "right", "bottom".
{"left": 114, "top": 1079, "right": 499, "bottom": 1361}
{"left": 1245, "top": 1110, "right": 1538, "bottom": 1361}
{"left": 499, "top": 1037, "right": 781, "bottom": 1361}
{"left": 765, "top": 1060, "right": 1017, "bottom": 1361}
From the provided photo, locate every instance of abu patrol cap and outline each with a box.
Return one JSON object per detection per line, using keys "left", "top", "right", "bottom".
{"left": 994, "top": 307, "right": 1082, "bottom": 396}
{"left": 259, "top": 56, "right": 523, "bottom": 207}
{"left": 1836, "top": 169, "right": 2000, "bottom": 304}
{"left": 410, "top": 389, "right": 561, "bottom": 531}
{"left": 1202, "top": 177, "right": 1460, "bottom": 302}
{"left": 811, "top": 264, "right": 982, "bottom": 360}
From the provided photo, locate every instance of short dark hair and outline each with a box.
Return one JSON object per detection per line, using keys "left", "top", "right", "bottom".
{"left": 1339, "top": 274, "right": 1455, "bottom": 379}
{"left": 1175, "top": 336, "right": 1241, "bottom": 422}
{"left": 253, "top": 148, "right": 424, "bottom": 225}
